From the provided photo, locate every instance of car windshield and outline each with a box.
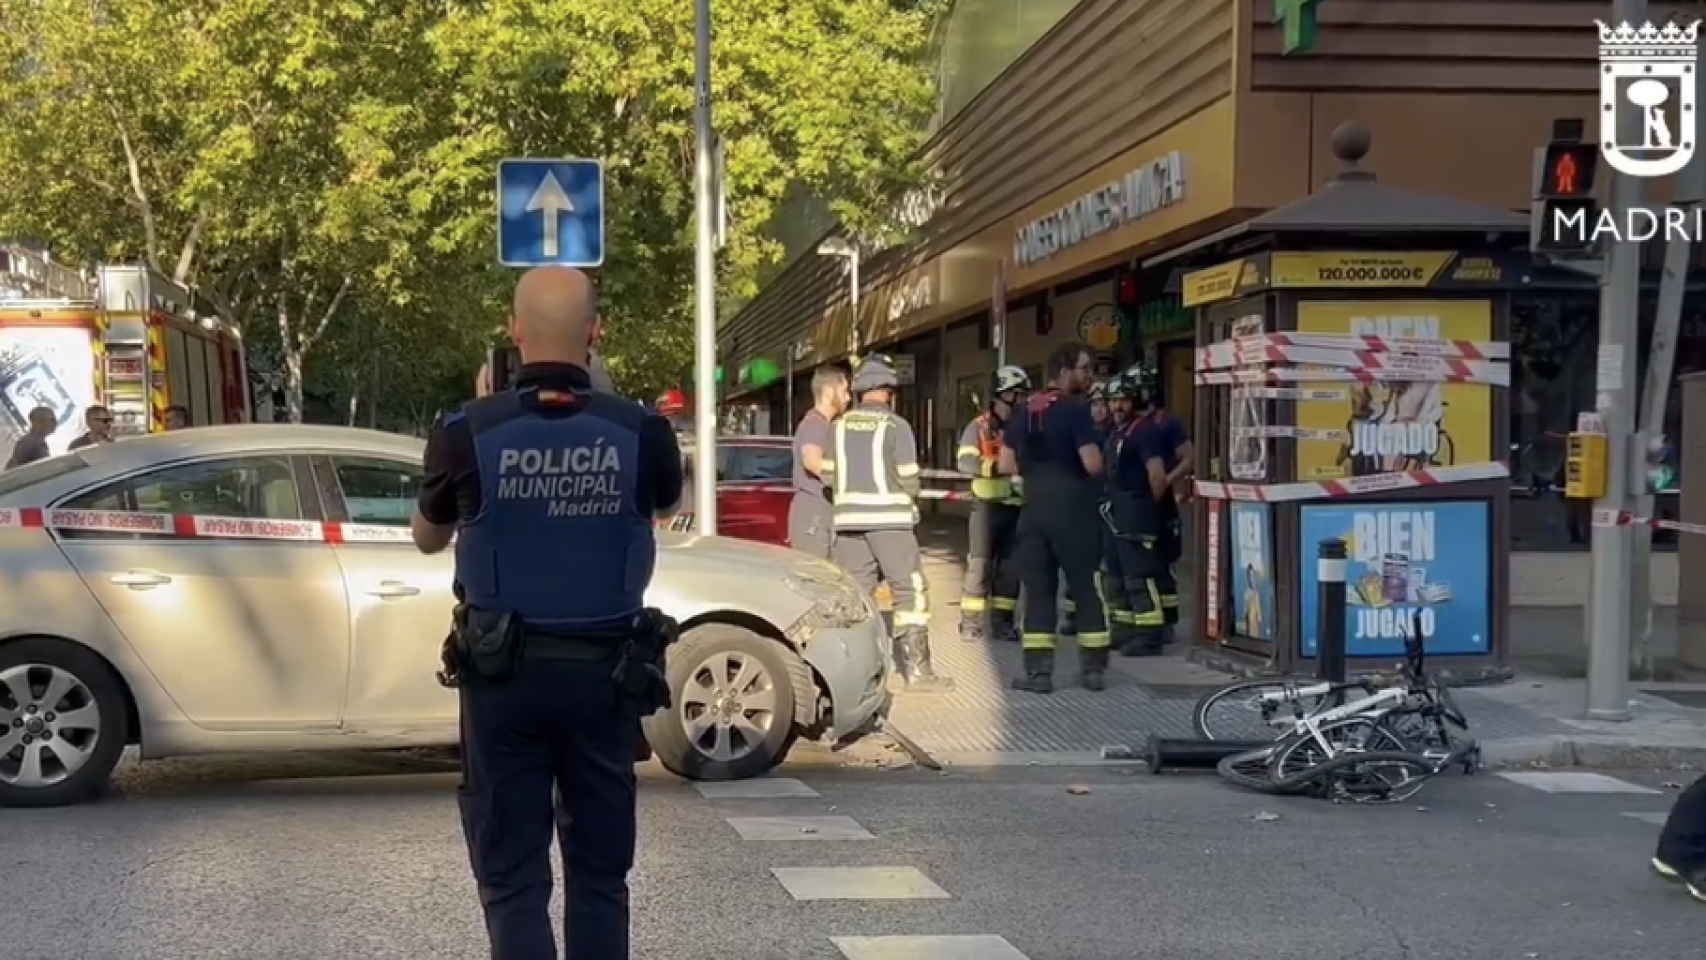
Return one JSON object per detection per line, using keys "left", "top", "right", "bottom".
{"left": 684, "top": 444, "right": 792, "bottom": 483}
{"left": 0, "top": 451, "right": 90, "bottom": 497}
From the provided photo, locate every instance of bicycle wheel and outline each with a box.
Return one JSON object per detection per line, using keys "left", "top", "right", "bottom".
{"left": 1269, "top": 716, "right": 1410, "bottom": 783}
{"left": 1193, "top": 678, "right": 1336, "bottom": 741}
{"left": 1215, "top": 744, "right": 1281, "bottom": 793}
{"left": 1274, "top": 750, "right": 1438, "bottom": 805}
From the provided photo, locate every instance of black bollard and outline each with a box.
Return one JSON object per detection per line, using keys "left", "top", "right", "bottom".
{"left": 1147, "top": 736, "right": 1273, "bottom": 774}
{"left": 1316, "top": 538, "right": 1348, "bottom": 686}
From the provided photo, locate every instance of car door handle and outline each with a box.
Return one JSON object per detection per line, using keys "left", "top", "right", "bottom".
{"left": 364, "top": 581, "right": 421, "bottom": 598}
{"left": 110, "top": 570, "right": 172, "bottom": 588}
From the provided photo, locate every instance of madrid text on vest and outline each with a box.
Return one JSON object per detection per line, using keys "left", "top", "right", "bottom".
{"left": 1549, "top": 204, "right": 1706, "bottom": 245}
{"left": 496, "top": 444, "right": 625, "bottom": 517}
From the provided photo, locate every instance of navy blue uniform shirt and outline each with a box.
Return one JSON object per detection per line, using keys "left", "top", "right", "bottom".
{"left": 1001, "top": 391, "right": 1101, "bottom": 480}
{"left": 1108, "top": 416, "right": 1166, "bottom": 495}
{"left": 417, "top": 362, "right": 683, "bottom": 526}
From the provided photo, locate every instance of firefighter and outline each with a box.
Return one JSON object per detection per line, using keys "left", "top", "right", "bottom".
{"left": 821, "top": 355, "right": 953, "bottom": 692}
{"left": 1098, "top": 374, "right": 1143, "bottom": 652}
{"left": 1126, "top": 362, "right": 1193, "bottom": 641}
{"left": 953, "top": 365, "right": 1029, "bottom": 643}
{"left": 1000, "top": 341, "right": 1111, "bottom": 693}
{"left": 1107, "top": 364, "right": 1175, "bottom": 657}
{"left": 1058, "top": 376, "right": 1116, "bottom": 637}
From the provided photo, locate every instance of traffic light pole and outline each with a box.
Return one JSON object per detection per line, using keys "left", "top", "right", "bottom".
{"left": 1628, "top": 51, "right": 1704, "bottom": 678}
{"left": 1585, "top": 0, "right": 1648, "bottom": 721}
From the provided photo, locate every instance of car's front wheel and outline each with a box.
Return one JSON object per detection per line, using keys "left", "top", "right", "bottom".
{"left": 0, "top": 639, "right": 129, "bottom": 808}
{"left": 645, "top": 624, "right": 800, "bottom": 781}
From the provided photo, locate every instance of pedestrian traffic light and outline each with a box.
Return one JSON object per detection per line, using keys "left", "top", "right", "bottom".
{"left": 1642, "top": 433, "right": 1676, "bottom": 494}
{"left": 1530, "top": 127, "right": 1601, "bottom": 256}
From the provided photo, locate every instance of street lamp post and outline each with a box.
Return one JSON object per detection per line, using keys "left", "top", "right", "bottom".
{"left": 691, "top": 0, "right": 718, "bottom": 536}
{"left": 817, "top": 238, "right": 861, "bottom": 357}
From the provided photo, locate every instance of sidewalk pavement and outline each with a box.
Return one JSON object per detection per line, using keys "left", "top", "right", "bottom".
{"left": 883, "top": 515, "right": 1706, "bottom": 771}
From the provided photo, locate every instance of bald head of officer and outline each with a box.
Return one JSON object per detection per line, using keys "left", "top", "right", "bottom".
{"left": 509, "top": 267, "right": 616, "bottom": 392}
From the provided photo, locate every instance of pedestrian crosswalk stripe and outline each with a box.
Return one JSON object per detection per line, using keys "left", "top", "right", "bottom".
{"left": 1622, "top": 811, "right": 1669, "bottom": 825}
{"left": 771, "top": 866, "right": 951, "bottom": 900}
{"left": 692, "top": 777, "right": 819, "bottom": 799}
{"left": 1496, "top": 771, "right": 1661, "bottom": 795}
{"left": 724, "top": 815, "right": 875, "bottom": 840}
{"left": 833, "top": 934, "right": 1031, "bottom": 959}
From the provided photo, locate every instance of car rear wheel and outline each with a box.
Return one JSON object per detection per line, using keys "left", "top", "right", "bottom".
{"left": 645, "top": 625, "right": 799, "bottom": 781}
{"left": 0, "top": 639, "right": 128, "bottom": 808}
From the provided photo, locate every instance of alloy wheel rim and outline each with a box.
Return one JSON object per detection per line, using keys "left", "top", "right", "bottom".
{"left": 679, "top": 651, "right": 778, "bottom": 762}
{"left": 0, "top": 664, "right": 102, "bottom": 788}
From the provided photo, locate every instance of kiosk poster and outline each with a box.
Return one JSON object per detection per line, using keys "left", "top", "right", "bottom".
{"left": 1292, "top": 300, "right": 1493, "bottom": 480}
{"left": 1229, "top": 502, "right": 1276, "bottom": 641}
{"left": 1227, "top": 312, "right": 1268, "bottom": 479}
{"left": 1298, "top": 501, "right": 1491, "bottom": 658}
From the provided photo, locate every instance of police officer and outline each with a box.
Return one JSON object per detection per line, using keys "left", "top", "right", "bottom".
{"left": 953, "top": 364, "right": 1029, "bottom": 643}
{"left": 412, "top": 267, "right": 684, "bottom": 960}
{"left": 822, "top": 355, "right": 953, "bottom": 692}
{"left": 1000, "top": 341, "right": 1112, "bottom": 693}
{"left": 1105, "top": 364, "right": 1174, "bottom": 657}
{"left": 1128, "top": 363, "right": 1193, "bottom": 640}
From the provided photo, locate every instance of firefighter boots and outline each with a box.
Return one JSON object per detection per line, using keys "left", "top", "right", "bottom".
{"left": 1010, "top": 648, "right": 1054, "bottom": 694}
{"left": 989, "top": 611, "right": 1020, "bottom": 643}
{"left": 1080, "top": 646, "right": 1110, "bottom": 691}
{"left": 958, "top": 610, "right": 987, "bottom": 643}
{"left": 898, "top": 626, "right": 955, "bottom": 692}
{"left": 1119, "top": 630, "right": 1165, "bottom": 658}
{"left": 1109, "top": 619, "right": 1137, "bottom": 654}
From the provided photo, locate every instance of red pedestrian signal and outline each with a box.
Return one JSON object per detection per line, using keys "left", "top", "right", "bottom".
{"left": 1541, "top": 144, "right": 1598, "bottom": 197}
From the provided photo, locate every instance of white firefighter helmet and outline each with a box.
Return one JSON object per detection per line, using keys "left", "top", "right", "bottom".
{"left": 992, "top": 365, "right": 1030, "bottom": 395}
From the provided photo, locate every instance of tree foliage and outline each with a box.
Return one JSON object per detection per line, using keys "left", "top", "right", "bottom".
{"left": 0, "top": 0, "right": 941, "bottom": 419}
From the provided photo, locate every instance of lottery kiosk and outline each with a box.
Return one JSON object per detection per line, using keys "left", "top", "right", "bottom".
{"left": 1178, "top": 124, "right": 1519, "bottom": 680}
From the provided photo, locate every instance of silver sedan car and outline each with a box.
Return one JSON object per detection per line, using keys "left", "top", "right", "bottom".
{"left": 0, "top": 425, "right": 890, "bottom": 807}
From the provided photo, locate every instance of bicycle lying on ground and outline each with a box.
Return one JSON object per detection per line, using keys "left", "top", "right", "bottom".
{"left": 1194, "top": 618, "right": 1481, "bottom": 803}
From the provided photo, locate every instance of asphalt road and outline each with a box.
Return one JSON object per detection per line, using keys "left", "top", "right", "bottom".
{"left": 3, "top": 744, "right": 1700, "bottom": 960}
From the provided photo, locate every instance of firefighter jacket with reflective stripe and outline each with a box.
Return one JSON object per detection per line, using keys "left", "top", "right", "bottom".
{"left": 954, "top": 414, "right": 1020, "bottom": 503}
{"left": 820, "top": 403, "right": 921, "bottom": 531}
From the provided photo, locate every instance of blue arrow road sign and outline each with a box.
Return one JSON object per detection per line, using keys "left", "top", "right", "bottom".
{"left": 496, "top": 158, "right": 605, "bottom": 268}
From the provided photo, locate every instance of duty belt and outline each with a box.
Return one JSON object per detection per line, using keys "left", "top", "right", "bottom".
{"left": 522, "top": 632, "right": 624, "bottom": 661}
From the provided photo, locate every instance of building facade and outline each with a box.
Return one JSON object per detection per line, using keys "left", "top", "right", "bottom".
{"left": 719, "top": 0, "right": 1702, "bottom": 557}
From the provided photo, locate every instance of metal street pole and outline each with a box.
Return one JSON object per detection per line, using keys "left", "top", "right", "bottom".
{"left": 1585, "top": 0, "right": 1648, "bottom": 720}
{"left": 691, "top": 0, "right": 718, "bottom": 536}
{"left": 849, "top": 250, "right": 862, "bottom": 359}
{"left": 1627, "top": 35, "right": 1704, "bottom": 677}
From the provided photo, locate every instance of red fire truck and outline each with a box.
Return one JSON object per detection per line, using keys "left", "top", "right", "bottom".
{"left": 0, "top": 244, "right": 250, "bottom": 459}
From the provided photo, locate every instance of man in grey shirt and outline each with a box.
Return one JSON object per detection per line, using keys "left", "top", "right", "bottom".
{"left": 6, "top": 406, "right": 58, "bottom": 468}
{"left": 789, "top": 366, "right": 849, "bottom": 559}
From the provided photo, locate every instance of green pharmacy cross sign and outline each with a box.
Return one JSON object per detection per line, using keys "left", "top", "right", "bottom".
{"left": 1275, "top": 0, "right": 1324, "bottom": 55}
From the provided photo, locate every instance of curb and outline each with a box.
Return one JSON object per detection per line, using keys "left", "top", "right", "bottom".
{"left": 1481, "top": 734, "right": 1706, "bottom": 771}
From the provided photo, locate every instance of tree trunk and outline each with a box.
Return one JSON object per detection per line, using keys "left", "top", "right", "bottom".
{"left": 285, "top": 353, "right": 305, "bottom": 424}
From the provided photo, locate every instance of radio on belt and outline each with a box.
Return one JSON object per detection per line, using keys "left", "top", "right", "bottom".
{"left": 1565, "top": 431, "right": 1608, "bottom": 499}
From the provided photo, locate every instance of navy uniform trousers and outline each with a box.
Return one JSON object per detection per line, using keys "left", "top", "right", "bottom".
{"left": 458, "top": 655, "right": 643, "bottom": 960}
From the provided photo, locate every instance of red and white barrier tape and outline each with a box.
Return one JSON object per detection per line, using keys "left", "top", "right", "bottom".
{"left": 0, "top": 506, "right": 413, "bottom": 543}
{"left": 1196, "top": 365, "right": 1508, "bottom": 387}
{"left": 1590, "top": 509, "right": 1706, "bottom": 537}
{"left": 1200, "top": 333, "right": 1508, "bottom": 367}
{"left": 1194, "top": 461, "right": 1510, "bottom": 503}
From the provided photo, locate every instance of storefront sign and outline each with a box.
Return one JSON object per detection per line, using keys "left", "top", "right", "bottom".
{"left": 1204, "top": 502, "right": 1223, "bottom": 639}
{"left": 1293, "top": 301, "right": 1494, "bottom": 480}
{"left": 1012, "top": 152, "right": 1187, "bottom": 267}
{"left": 1298, "top": 501, "right": 1491, "bottom": 658}
{"left": 888, "top": 275, "right": 934, "bottom": 321}
{"left": 1181, "top": 258, "right": 1266, "bottom": 307}
{"left": 1229, "top": 502, "right": 1276, "bottom": 641}
{"left": 1076, "top": 303, "right": 1121, "bottom": 350}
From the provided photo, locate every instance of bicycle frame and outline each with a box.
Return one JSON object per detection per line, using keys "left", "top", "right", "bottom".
{"left": 1261, "top": 685, "right": 1409, "bottom": 747}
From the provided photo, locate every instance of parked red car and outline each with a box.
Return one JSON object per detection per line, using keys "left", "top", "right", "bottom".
{"left": 666, "top": 435, "right": 796, "bottom": 546}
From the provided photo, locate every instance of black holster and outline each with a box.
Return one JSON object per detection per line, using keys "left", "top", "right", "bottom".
{"left": 611, "top": 607, "right": 681, "bottom": 715}
{"left": 445, "top": 605, "right": 524, "bottom": 684}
